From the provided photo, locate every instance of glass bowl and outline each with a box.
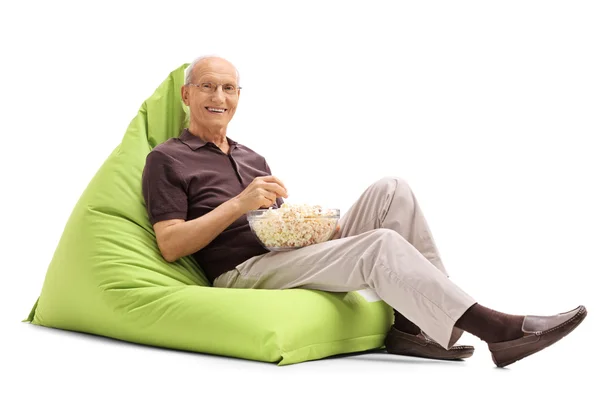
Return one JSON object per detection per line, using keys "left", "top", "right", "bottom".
{"left": 247, "top": 207, "right": 340, "bottom": 251}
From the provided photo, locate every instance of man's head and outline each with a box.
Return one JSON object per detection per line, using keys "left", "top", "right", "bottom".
{"left": 181, "top": 56, "right": 241, "bottom": 134}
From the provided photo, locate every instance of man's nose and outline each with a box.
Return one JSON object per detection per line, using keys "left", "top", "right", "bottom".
{"left": 211, "top": 87, "right": 226, "bottom": 102}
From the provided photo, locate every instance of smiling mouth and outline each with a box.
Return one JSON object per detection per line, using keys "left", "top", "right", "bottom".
{"left": 205, "top": 107, "right": 227, "bottom": 114}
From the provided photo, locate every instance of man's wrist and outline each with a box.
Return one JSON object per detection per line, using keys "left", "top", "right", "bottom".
{"left": 226, "top": 197, "right": 246, "bottom": 219}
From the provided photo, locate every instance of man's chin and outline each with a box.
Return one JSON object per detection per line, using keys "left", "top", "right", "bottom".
{"left": 192, "top": 116, "right": 232, "bottom": 131}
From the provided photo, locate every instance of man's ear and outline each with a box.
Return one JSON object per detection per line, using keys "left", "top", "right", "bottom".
{"left": 181, "top": 85, "right": 189, "bottom": 106}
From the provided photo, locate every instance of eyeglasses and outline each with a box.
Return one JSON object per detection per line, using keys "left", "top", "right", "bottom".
{"left": 187, "top": 82, "right": 241, "bottom": 95}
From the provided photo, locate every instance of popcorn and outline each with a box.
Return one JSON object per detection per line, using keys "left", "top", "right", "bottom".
{"left": 248, "top": 203, "right": 339, "bottom": 249}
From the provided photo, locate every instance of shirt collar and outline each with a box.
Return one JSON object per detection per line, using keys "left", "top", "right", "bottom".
{"left": 179, "top": 128, "right": 238, "bottom": 151}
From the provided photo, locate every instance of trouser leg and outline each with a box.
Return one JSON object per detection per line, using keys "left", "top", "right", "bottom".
{"left": 336, "top": 177, "right": 458, "bottom": 336}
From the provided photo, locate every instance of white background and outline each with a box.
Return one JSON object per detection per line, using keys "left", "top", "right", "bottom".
{"left": 1, "top": 0, "right": 599, "bottom": 398}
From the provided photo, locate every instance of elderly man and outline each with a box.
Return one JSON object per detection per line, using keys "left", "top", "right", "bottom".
{"left": 142, "top": 56, "right": 587, "bottom": 367}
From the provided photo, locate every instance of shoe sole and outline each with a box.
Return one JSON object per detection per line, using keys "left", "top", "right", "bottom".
{"left": 391, "top": 348, "right": 474, "bottom": 360}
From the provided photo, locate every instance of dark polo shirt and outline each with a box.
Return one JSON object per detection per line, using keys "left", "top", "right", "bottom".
{"left": 142, "top": 129, "right": 283, "bottom": 283}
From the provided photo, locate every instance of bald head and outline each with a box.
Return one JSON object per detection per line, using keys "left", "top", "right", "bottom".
{"left": 185, "top": 56, "right": 240, "bottom": 86}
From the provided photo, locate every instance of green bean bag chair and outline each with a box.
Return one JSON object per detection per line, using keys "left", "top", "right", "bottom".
{"left": 24, "top": 63, "right": 393, "bottom": 365}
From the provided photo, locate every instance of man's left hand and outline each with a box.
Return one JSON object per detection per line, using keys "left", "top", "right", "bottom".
{"left": 331, "top": 223, "right": 341, "bottom": 240}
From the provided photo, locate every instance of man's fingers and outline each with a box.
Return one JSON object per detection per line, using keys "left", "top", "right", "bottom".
{"left": 262, "top": 181, "right": 288, "bottom": 198}
{"left": 258, "top": 188, "right": 277, "bottom": 203}
{"left": 261, "top": 175, "right": 287, "bottom": 192}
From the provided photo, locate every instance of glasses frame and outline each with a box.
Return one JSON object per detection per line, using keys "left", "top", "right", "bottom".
{"left": 186, "top": 82, "right": 242, "bottom": 95}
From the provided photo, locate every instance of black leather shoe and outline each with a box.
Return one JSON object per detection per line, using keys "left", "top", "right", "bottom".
{"left": 385, "top": 326, "right": 474, "bottom": 360}
{"left": 488, "top": 305, "right": 587, "bottom": 367}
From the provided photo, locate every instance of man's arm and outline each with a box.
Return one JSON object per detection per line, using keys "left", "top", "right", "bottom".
{"left": 153, "top": 198, "right": 244, "bottom": 263}
{"left": 142, "top": 150, "right": 238, "bottom": 262}
{"left": 154, "top": 175, "right": 288, "bottom": 263}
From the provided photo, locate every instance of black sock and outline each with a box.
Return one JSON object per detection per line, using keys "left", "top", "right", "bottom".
{"left": 393, "top": 310, "right": 421, "bottom": 335}
{"left": 455, "top": 303, "right": 525, "bottom": 343}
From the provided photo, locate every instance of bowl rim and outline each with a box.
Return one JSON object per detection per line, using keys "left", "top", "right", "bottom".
{"left": 247, "top": 208, "right": 340, "bottom": 218}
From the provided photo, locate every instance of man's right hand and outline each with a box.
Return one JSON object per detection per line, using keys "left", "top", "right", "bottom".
{"left": 234, "top": 175, "right": 288, "bottom": 213}
{"left": 155, "top": 176, "right": 288, "bottom": 263}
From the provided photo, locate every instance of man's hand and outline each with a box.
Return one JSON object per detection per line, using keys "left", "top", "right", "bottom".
{"left": 234, "top": 175, "right": 288, "bottom": 213}
{"left": 331, "top": 223, "right": 341, "bottom": 240}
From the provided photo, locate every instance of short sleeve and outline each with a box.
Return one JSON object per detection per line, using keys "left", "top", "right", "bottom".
{"left": 264, "top": 159, "right": 285, "bottom": 208}
{"left": 142, "top": 150, "right": 188, "bottom": 225}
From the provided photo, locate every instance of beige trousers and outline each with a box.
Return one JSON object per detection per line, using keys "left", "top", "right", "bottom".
{"left": 213, "top": 177, "right": 476, "bottom": 349}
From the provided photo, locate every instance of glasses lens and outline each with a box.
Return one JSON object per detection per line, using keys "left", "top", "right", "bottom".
{"left": 200, "top": 82, "right": 214, "bottom": 93}
{"left": 223, "top": 84, "right": 237, "bottom": 94}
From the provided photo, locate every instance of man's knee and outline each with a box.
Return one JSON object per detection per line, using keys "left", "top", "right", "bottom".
{"left": 373, "top": 176, "right": 411, "bottom": 194}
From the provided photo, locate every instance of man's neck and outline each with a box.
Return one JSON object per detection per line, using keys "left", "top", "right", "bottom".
{"left": 188, "top": 125, "right": 228, "bottom": 148}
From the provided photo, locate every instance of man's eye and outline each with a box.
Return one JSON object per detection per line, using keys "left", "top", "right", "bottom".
{"left": 224, "top": 85, "right": 235, "bottom": 91}
{"left": 202, "top": 83, "right": 213, "bottom": 89}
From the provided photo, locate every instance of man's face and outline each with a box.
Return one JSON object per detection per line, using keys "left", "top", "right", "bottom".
{"left": 182, "top": 58, "right": 240, "bottom": 131}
